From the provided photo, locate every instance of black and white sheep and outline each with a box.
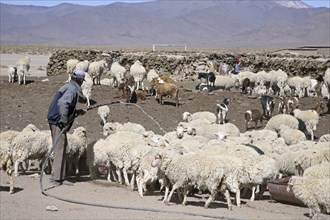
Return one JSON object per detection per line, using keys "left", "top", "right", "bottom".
{"left": 216, "top": 98, "right": 230, "bottom": 124}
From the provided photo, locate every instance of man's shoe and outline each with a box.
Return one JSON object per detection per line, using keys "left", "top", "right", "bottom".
{"left": 52, "top": 180, "right": 62, "bottom": 187}
{"left": 61, "top": 180, "right": 74, "bottom": 186}
{"left": 52, "top": 180, "right": 74, "bottom": 186}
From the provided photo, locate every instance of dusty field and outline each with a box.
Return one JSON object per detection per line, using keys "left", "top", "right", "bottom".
{"left": 0, "top": 53, "right": 329, "bottom": 220}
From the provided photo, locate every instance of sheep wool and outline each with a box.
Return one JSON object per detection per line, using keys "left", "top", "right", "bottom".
{"left": 287, "top": 176, "right": 330, "bottom": 219}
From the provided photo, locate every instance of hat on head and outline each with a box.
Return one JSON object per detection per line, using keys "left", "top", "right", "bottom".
{"left": 72, "top": 69, "right": 85, "bottom": 81}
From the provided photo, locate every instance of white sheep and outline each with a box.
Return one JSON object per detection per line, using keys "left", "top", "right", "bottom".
{"left": 7, "top": 65, "right": 17, "bottom": 83}
{"left": 269, "top": 69, "right": 288, "bottom": 96}
{"left": 213, "top": 75, "right": 237, "bottom": 91}
{"left": 15, "top": 56, "right": 31, "bottom": 85}
{"left": 97, "top": 105, "right": 110, "bottom": 126}
{"left": 293, "top": 148, "right": 329, "bottom": 175}
{"left": 103, "top": 122, "right": 146, "bottom": 136}
{"left": 302, "top": 76, "right": 312, "bottom": 97}
{"left": 66, "top": 59, "right": 79, "bottom": 75}
{"left": 129, "top": 60, "right": 147, "bottom": 91}
{"left": 318, "top": 134, "right": 330, "bottom": 143}
{"left": 109, "top": 61, "right": 127, "bottom": 87}
{"left": 163, "top": 154, "right": 232, "bottom": 209}
{"left": 88, "top": 60, "right": 108, "bottom": 85}
{"left": 81, "top": 72, "right": 93, "bottom": 107}
{"left": 146, "top": 69, "right": 159, "bottom": 83}
{"left": 182, "top": 111, "right": 216, "bottom": 123}
{"left": 287, "top": 176, "right": 330, "bottom": 219}
{"left": 0, "top": 141, "right": 14, "bottom": 194}
{"left": 11, "top": 128, "right": 51, "bottom": 176}
{"left": 65, "top": 127, "right": 88, "bottom": 177}
{"left": 303, "top": 162, "right": 330, "bottom": 178}
{"left": 287, "top": 76, "right": 304, "bottom": 98}
{"left": 278, "top": 125, "right": 306, "bottom": 145}
{"left": 75, "top": 60, "right": 89, "bottom": 72}
{"left": 265, "top": 114, "right": 299, "bottom": 133}
{"left": 293, "top": 109, "right": 320, "bottom": 141}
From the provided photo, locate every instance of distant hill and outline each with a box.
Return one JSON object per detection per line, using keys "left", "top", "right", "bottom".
{"left": 0, "top": 0, "right": 329, "bottom": 48}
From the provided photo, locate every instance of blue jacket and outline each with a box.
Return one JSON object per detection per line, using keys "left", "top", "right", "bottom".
{"left": 47, "top": 80, "right": 82, "bottom": 125}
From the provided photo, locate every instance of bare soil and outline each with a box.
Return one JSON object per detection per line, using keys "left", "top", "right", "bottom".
{"left": 0, "top": 53, "right": 329, "bottom": 220}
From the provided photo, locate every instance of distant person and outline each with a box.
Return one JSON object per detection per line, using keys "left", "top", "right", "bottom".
{"left": 47, "top": 69, "right": 86, "bottom": 186}
{"left": 234, "top": 62, "right": 240, "bottom": 75}
{"left": 234, "top": 54, "right": 242, "bottom": 75}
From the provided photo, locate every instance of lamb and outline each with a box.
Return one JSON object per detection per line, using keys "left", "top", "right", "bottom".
{"left": 278, "top": 125, "right": 306, "bottom": 145}
{"left": 80, "top": 72, "right": 93, "bottom": 107}
{"left": 265, "top": 114, "right": 299, "bottom": 133}
{"left": 241, "top": 78, "right": 255, "bottom": 95}
{"left": 182, "top": 111, "right": 216, "bottom": 123}
{"left": 278, "top": 96, "right": 299, "bottom": 115}
{"left": 129, "top": 60, "right": 147, "bottom": 91}
{"left": 244, "top": 109, "right": 263, "bottom": 130}
{"left": 88, "top": 60, "right": 108, "bottom": 85}
{"left": 197, "top": 72, "right": 216, "bottom": 89}
{"left": 15, "top": 56, "right": 31, "bottom": 85}
{"left": 293, "top": 109, "right": 320, "bottom": 141}
{"left": 216, "top": 98, "right": 230, "bottom": 124}
{"left": 149, "top": 77, "right": 179, "bottom": 107}
{"left": 259, "top": 95, "right": 275, "bottom": 118}
{"left": 287, "top": 176, "right": 330, "bottom": 219}
{"left": 109, "top": 61, "right": 127, "bottom": 88}
{"left": 103, "top": 122, "right": 146, "bottom": 136}
{"left": 65, "top": 127, "right": 88, "bottom": 177}
{"left": 97, "top": 105, "right": 110, "bottom": 126}
{"left": 7, "top": 65, "right": 17, "bottom": 83}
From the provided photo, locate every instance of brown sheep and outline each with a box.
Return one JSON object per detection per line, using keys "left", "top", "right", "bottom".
{"left": 245, "top": 109, "right": 263, "bottom": 130}
{"left": 150, "top": 78, "right": 179, "bottom": 107}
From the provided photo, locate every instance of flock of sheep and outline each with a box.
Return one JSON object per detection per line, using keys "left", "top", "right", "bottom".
{"left": 2, "top": 55, "right": 330, "bottom": 219}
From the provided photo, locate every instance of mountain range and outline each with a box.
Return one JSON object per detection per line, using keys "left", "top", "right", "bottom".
{"left": 1, "top": 0, "right": 329, "bottom": 48}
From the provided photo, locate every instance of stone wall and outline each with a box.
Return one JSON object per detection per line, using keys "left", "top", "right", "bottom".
{"left": 47, "top": 49, "right": 330, "bottom": 80}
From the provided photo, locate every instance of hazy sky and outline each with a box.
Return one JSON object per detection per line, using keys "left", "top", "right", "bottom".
{"left": 1, "top": 0, "right": 329, "bottom": 8}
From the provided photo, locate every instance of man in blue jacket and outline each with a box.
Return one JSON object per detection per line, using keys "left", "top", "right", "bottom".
{"left": 47, "top": 69, "right": 85, "bottom": 186}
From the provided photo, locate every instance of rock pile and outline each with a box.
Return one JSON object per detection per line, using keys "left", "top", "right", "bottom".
{"left": 46, "top": 49, "right": 330, "bottom": 79}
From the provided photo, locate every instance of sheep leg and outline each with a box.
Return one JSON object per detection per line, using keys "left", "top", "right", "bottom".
{"left": 130, "top": 172, "right": 136, "bottom": 190}
{"left": 250, "top": 186, "right": 256, "bottom": 201}
{"left": 23, "top": 72, "right": 26, "bottom": 85}
{"left": 204, "top": 191, "right": 216, "bottom": 208}
{"left": 116, "top": 169, "right": 123, "bottom": 184}
{"left": 224, "top": 189, "right": 233, "bottom": 211}
{"left": 122, "top": 169, "right": 130, "bottom": 186}
{"left": 74, "top": 158, "right": 80, "bottom": 177}
{"left": 14, "top": 160, "right": 21, "bottom": 177}
{"left": 162, "top": 186, "right": 170, "bottom": 203}
{"left": 181, "top": 185, "right": 189, "bottom": 206}
{"left": 165, "top": 182, "right": 180, "bottom": 205}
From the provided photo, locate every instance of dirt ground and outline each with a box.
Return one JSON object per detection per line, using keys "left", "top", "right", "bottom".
{"left": 0, "top": 53, "right": 329, "bottom": 220}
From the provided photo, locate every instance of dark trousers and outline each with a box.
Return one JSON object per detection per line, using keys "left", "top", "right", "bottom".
{"left": 49, "top": 124, "right": 67, "bottom": 181}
